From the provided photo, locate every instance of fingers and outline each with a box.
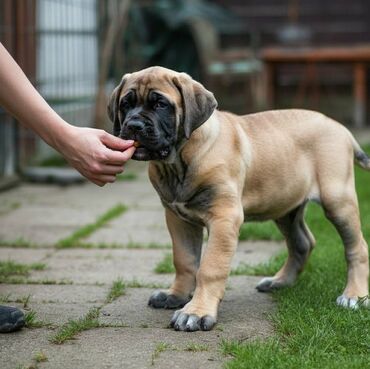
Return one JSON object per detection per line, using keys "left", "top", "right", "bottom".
{"left": 87, "top": 162, "right": 126, "bottom": 184}
{"left": 101, "top": 132, "right": 134, "bottom": 151}
{"left": 99, "top": 165, "right": 124, "bottom": 175}
{"left": 80, "top": 131, "right": 137, "bottom": 186}
{"left": 84, "top": 147, "right": 136, "bottom": 186}
{"left": 77, "top": 169, "right": 107, "bottom": 187}
{"left": 88, "top": 164, "right": 123, "bottom": 182}
{"left": 90, "top": 174, "right": 117, "bottom": 184}
{"left": 90, "top": 178, "right": 106, "bottom": 187}
{"left": 104, "top": 146, "right": 136, "bottom": 164}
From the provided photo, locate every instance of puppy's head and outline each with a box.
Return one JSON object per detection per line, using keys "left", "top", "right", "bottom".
{"left": 107, "top": 66, "right": 217, "bottom": 161}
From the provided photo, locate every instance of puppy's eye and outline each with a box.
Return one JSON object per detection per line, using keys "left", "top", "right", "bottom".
{"left": 121, "top": 101, "right": 131, "bottom": 110}
{"left": 153, "top": 101, "right": 168, "bottom": 110}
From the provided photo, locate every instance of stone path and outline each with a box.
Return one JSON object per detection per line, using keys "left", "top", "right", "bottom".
{"left": 0, "top": 161, "right": 283, "bottom": 369}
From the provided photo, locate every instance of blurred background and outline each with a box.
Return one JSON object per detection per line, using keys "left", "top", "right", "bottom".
{"left": 1, "top": 0, "right": 370, "bottom": 187}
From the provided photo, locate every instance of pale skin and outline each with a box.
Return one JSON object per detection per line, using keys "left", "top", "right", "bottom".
{"left": 0, "top": 43, "right": 136, "bottom": 186}
{"left": 0, "top": 43, "right": 137, "bottom": 332}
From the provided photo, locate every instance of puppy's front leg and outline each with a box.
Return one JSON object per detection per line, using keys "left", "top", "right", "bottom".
{"left": 148, "top": 208, "right": 203, "bottom": 309}
{"left": 170, "top": 205, "right": 243, "bottom": 331}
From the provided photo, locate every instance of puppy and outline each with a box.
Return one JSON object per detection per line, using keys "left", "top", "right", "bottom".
{"left": 108, "top": 66, "right": 369, "bottom": 332}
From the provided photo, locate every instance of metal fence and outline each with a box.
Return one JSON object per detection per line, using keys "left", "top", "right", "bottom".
{"left": 0, "top": 0, "right": 98, "bottom": 181}
{"left": 37, "top": 0, "right": 98, "bottom": 120}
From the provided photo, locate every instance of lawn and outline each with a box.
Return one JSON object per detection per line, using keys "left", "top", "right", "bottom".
{"left": 223, "top": 151, "right": 370, "bottom": 368}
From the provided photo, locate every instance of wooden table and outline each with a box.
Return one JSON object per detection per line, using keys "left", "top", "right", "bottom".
{"left": 260, "top": 45, "right": 370, "bottom": 127}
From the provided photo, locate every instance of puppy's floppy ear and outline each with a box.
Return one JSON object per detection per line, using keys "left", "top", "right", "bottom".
{"left": 173, "top": 73, "right": 217, "bottom": 139}
{"left": 107, "top": 74, "right": 130, "bottom": 136}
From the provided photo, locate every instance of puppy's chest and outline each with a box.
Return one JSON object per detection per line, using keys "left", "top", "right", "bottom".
{"left": 154, "top": 175, "right": 213, "bottom": 224}
{"left": 165, "top": 200, "right": 196, "bottom": 222}
{"left": 160, "top": 186, "right": 204, "bottom": 222}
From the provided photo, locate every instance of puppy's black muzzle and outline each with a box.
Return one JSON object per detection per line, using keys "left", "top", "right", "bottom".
{"left": 126, "top": 120, "right": 145, "bottom": 134}
{"left": 120, "top": 118, "right": 154, "bottom": 144}
{"left": 120, "top": 119, "right": 171, "bottom": 161}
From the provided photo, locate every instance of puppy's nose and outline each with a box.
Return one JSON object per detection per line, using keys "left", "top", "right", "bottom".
{"left": 127, "top": 120, "right": 145, "bottom": 132}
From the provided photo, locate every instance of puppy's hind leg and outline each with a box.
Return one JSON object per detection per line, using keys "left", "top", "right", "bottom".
{"left": 148, "top": 208, "right": 203, "bottom": 309}
{"left": 322, "top": 191, "right": 369, "bottom": 309}
{"left": 257, "top": 202, "right": 315, "bottom": 292}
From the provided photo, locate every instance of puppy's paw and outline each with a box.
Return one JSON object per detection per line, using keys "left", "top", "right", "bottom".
{"left": 336, "top": 294, "right": 369, "bottom": 309}
{"left": 148, "top": 290, "right": 189, "bottom": 309}
{"left": 256, "top": 277, "right": 290, "bottom": 292}
{"left": 169, "top": 310, "right": 216, "bottom": 332}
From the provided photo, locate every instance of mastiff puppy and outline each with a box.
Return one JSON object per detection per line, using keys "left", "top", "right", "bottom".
{"left": 108, "top": 66, "right": 369, "bottom": 332}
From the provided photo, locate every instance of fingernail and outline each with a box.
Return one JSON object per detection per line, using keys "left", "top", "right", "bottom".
{"left": 125, "top": 140, "right": 134, "bottom": 144}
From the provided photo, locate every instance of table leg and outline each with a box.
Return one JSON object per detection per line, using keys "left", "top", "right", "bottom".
{"left": 353, "top": 62, "right": 367, "bottom": 128}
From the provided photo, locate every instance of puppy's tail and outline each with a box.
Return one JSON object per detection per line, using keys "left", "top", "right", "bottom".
{"left": 351, "top": 135, "right": 370, "bottom": 170}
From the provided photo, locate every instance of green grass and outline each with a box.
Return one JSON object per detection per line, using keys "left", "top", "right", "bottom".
{"left": 151, "top": 342, "right": 170, "bottom": 365}
{"left": 56, "top": 204, "right": 127, "bottom": 248}
{"left": 34, "top": 352, "right": 48, "bottom": 363}
{"left": 231, "top": 252, "right": 287, "bottom": 276}
{"left": 184, "top": 342, "right": 209, "bottom": 352}
{"left": 116, "top": 172, "right": 138, "bottom": 181}
{"left": 0, "top": 261, "right": 46, "bottom": 283}
{"left": 239, "top": 221, "right": 283, "bottom": 241}
{"left": 56, "top": 241, "right": 171, "bottom": 249}
{"left": 223, "top": 160, "right": 370, "bottom": 369}
{"left": 58, "top": 241, "right": 125, "bottom": 249}
{"left": 124, "top": 279, "right": 170, "bottom": 289}
{"left": 106, "top": 278, "right": 126, "bottom": 303}
{"left": 154, "top": 253, "right": 175, "bottom": 274}
{"left": 24, "top": 310, "right": 49, "bottom": 328}
{"left": 0, "top": 201, "right": 21, "bottom": 216}
{"left": 0, "top": 294, "right": 11, "bottom": 303}
{"left": 1, "top": 277, "right": 73, "bottom": 285}
{"left": 50, "top": 307, "right": 101, "bottom": 344}
{"left": 125, "top": 241, "right": 171, "bottom": 249}
{"left": 21, "top": 294, "right": 31, "bottom": 308}
{"left": 0, "top": 238, "right": 39, "bottom": 248}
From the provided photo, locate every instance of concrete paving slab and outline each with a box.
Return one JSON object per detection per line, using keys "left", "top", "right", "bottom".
{"left": 0, "top": 276, "right": 273, "bottom": 369}
{"left": 100, "top": 288, "right": 174, "bottom": 329}
{"left": 32, "top": 249, "right": 173, "bottom": 285}
{"left": 39, "top": 182, "right": 142, "bottom": 210}
{"left": 0, "top": 284, "right": 108, "bottom": 304}
{"left": 232, "top": 240, "right": 285, "bottom": 268}
{"left": 86, "top": 208, "right": 171, "bottom": 246}
{"left": 30, "top": 328, "right": 227, "bottom": 369}
{"left": 0, "top": 206, "right": 101, "bottom": 246}
{"left": 0, "top": 328, "right": 52, "bottom": 369}
{"left": 0, "top": 180, "right": 164, "bottom": 246}
{"left": 0, "top": 301, "right": 102, "bottom": 327}
{"left": 0, "top": 247, "right": 52, "bottom": 263}
{"left": 100, "top": 276, "right": 274, "bottom": 340}
{"left": 0, "top": 183, "right": 61, "bottom": 208}
{"left": 29, "top": 302, "right": 102, "bottom": 326}
{"left": 156, "top": 349, "right": 222, "bottom": 369}
{"left": 0, "top": 326, "right": 225, "bottom": 369}
{"left": 0, "top": 160, "right": 284, "bottom": 369}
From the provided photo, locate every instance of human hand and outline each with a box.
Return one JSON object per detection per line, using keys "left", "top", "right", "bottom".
{"left": 0, "top": 42, "right": 134, "bottom": 185}
{"left": 58, "top": 125, "right": 135, "bottom": 186}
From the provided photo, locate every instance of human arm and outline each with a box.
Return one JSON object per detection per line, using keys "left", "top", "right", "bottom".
{"left": 0, "top": 43, "right": 134, "bottom": 186}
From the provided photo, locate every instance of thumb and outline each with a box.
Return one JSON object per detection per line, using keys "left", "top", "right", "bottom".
{"left": 101, "top": 133, "right": 134, "bottom": 151}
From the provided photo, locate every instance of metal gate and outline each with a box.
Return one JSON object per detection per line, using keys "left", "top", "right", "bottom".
{"left": 0, "top": 0, "right": 98, "bottom": 183}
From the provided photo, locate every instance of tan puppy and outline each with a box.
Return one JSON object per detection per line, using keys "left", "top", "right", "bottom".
{"left": 108, "top": 66, "right": 369, "bottom": 332}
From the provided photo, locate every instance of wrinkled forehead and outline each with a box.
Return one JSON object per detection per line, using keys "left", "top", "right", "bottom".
{"left": 121, "top": 70, "right": 182, "bottom": 105}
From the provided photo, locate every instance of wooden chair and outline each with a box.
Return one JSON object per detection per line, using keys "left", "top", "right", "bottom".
{"left": 186, "top": 17, "right": 264, "bottom": 110}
